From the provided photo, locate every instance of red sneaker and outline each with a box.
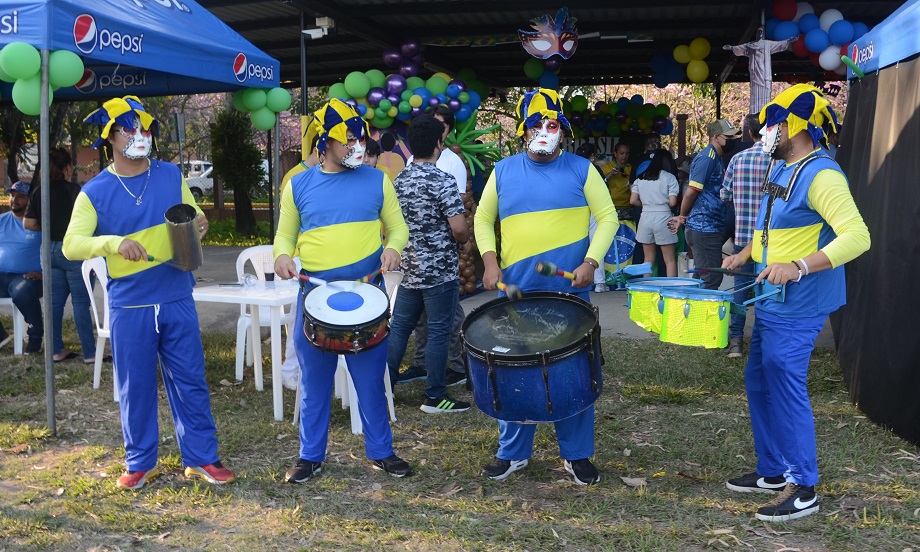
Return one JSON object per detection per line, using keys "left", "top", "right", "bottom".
{"left": 184, "top": 461, "right": 236, "bottom": 484}
{"left": 116, "top": 466, "right": 161, "bottom": 490}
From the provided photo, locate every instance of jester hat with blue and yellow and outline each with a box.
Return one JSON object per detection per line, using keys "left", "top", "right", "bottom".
{"left": 312, "top": 98, "right": 369, "bottom": 154}
{"left": 515, "top": 88, "right": 571, "bottom": 137}
{"left": 759, "top": 84, "right": 839, "bottom": 148}
{"left": 84, "top": 95, "right": 159, "bottom": 150}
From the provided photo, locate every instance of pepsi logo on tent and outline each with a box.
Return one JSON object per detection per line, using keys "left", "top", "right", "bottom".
{"left": 850, "top": 41, "right": 874, "bottom": 66}
{"left": 75, "top": 69, "right": 96, "bottom": 93}
{"left": 0, "top": 9, "right": 19, "bottom": 35}
{"left": 73, "top": 14, "right": 144, "bottom": 56}
{"left": 233, "top": 52, "right": 273, "bottom": 83}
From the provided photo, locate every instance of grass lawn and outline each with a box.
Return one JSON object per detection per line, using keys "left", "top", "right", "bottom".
{"left": 1, "top": 321, "right": 918, "bottom": 551}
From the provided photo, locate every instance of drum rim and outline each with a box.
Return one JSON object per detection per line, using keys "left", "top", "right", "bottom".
{"left": 461, "top": 291, "right": 599, "bottom": 364}
{"left": 302, "top": 279, "right": 389, "bottom": 323}
{"left": 659, "top": 288, "right": 733, "bottom": 301}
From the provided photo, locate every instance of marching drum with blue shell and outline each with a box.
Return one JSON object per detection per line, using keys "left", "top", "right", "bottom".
{"left": 302, "top": 280, "right": 390, "bottom": 353}
{"left": 625, "top": 277, "right": 703, "bottom": 334}
{"left": 460, "top": 291, "right": 603, "bottom": 423}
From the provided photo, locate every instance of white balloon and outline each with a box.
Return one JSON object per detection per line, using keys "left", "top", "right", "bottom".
{"left": 794, "top": 2, "right": 815, "bottom": 23}
{"left": 834, "top": 63, "right": 848, "bottom": 76}
{"left": 819, "top": 9, "right": 843, "bottom": 32}
{"left": 819, "top": 45, "right": 842, "bottom": 71}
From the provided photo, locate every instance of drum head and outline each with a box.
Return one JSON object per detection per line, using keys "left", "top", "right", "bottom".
{"left": 462, "top": 292, "right": 597, "bottom": 357}
{"left": 303, "top": 281, "right": 388, "bottom": 325}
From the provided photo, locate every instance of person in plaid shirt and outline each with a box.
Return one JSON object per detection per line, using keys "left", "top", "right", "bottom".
{"left": 720, "top": 114, "right": 771, "bottom": 357}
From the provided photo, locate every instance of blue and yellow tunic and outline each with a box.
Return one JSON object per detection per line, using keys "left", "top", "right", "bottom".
{"left": 752, "top": 153, "right": 870, "bottom": 317}
{"left": 273, "top": 164, "right": 408, "bottom": 280}
{"left": 63, "top": 161, "right": 202, "bottom": 308}
{"left": 475, "top": 151, "right": 618, "bottom": 297}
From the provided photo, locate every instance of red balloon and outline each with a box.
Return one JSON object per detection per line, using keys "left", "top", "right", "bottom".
{"left": 773, "top": 0, "right": 797, "bottom": 21}
{"left": 808, "top": 52, "right": 821, "bottom": 67}
{"left": 839, "top": 43, "right": 850, "bottom": 56}
{"left": 791, "top": 35, "right": 808, "bottom": 57}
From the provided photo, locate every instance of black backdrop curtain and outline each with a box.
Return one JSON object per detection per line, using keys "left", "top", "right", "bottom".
{"left": 832, "top": 53, "right": 920, "bottom": 446}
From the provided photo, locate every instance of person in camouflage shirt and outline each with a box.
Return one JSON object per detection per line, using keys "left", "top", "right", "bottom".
{"left": 386, "top": 114, "right": 471, "bottom": 413}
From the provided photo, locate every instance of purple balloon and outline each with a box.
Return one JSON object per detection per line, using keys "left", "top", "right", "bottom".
{"left": 544, "top": 58, "right": 561, "bottom": 72}
{"left": 385, "top": 74, "right": 408, "bottom": 95}
{"left": 615, "top": 111, "right": 627, "bottom": 123}
{"left": 386, "top": 93, "right": 401, "bottom": 105}
{"left": 448, "top": 98, "right": 462, "bottom": 111}
{"left": 410, "top": 106, "right": 423, "bottom": 117}
{"left": 410, "top": 53, "right": 424, "bottom": 65}
{"left": 401, "top": 38, "right": 421, "bottom": 58}
{"left": 382, "top": 47, "right": 402, "bottom": 68}
{"left": 399, "top": 62, "right": 419, "bottom": 78}
{"left": 345, "top": 99, "right": 358, "bottom": 107}
{"left": 366, "top": 87, "right": 385, "bottom": 107}
{"left": 448, "top": 79, "right": 467, "bottom": 92}
{"left": 652, "top": 115, "right": 668, "bottom": 132}
{"left": 428, "top": 96, "right": 440, "bottom": 107}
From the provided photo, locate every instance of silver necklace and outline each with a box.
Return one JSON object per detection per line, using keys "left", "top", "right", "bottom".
{"left": 113, "top": 160, "right": 151, "bottom": 205}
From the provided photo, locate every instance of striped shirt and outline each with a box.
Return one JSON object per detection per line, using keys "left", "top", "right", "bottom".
{"left": 720, "top": 146, "right": 771, "bottom": 246}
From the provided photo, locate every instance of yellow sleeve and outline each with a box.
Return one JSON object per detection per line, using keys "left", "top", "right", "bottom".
{"left": 273, "top": 183, "right": 301, "bottom": 260}
{"left": 380, "top": 174, "right": 408, "bottom": 254}
{"left": 584, "top": 167, "right": 619, "bottom": 262}
{"left": 181, "top": 179, "right": 205, "bottom": 215}
{"left": 473, "top": 170, "right": 499, "bottom": 254}
{"left": 807, "top": 169, "right": 871, "bottom": 267}
{"left": 62, "top": 192, "right": 124, "bottom": 261}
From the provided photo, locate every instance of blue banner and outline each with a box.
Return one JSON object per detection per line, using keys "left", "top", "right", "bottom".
{"left": 848, "top": 0, "right": 920, "bottom": 78}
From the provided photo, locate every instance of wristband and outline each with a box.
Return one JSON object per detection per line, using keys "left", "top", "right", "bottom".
{"left": 584, "top": 258, "right": 599, "bottom": 269}
{"left": 791, "top": 260, "right": 803, "bottom": 283}
{"left": 798, "top": 257, "right": 810, "bottom": 275}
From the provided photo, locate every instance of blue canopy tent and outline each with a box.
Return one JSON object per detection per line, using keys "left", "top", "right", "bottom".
{"left": 0, "top": 0, "right": 280, "bottom": 433}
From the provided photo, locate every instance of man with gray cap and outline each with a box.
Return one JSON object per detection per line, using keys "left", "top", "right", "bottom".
{"left": 0, "top": 180, "right": 43, "bottom": 353}
{"left": 670, "top": 119, "right": 740, "bottom": 290}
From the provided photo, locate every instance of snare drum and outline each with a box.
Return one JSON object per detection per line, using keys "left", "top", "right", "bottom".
{"left": 302, "top": 280, "right": 390, "bottom": 353}
{"left": 461, "top": 292, "right": 603, "bottom": 423}
{"left": 626, "top": 277, "right": 702, "bottom": 334}
{"left": 658, "top": 288, "right": 731, "bottom": 348}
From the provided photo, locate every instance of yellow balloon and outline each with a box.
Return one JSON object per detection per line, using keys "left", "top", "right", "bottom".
{"left": 409, "top": 94, "right": 423, "bottom": 108}
{"left": 432, "top": 72, "right": 452, "bottom": 83}
{"left": 687, "top": 59, "right": 710, "bottom": 83}
{"left": 673, "top": 44, "right": 691, "bottom": 64}
{"left": 689, "top": 37, "right": 711, "bottom": 60}
{"left": 387, "top": 106, "right": 398, "bottom": 117}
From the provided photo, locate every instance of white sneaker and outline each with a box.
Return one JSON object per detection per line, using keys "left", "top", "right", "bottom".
{"left": 282, "top": 375, "right": 300, "bottom": 390}
{"left": 594, "top": 283, "right": 610, "bottom": 293}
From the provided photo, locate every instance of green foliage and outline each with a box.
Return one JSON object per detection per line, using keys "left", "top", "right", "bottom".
{"left": 211, "top": 108, "right": 263, "bottom": 235}
{"left": 200, "top": 218, "right": 272, "bottom": 246}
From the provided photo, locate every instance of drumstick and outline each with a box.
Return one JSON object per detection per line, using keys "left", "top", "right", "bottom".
{"left": 496, "top": 281, "right": 523, "bottom": 300}
{"left": 297, "top": 274, "right": 329, "bottom": 286}
{"left": 689, "top": 267, "right": 760, "bottom": 278}
{"left": 535, "top": 260, "right": 575, "bottom": 280}
{"left": 357, "top": 268, "right": 383, "bottom": 283}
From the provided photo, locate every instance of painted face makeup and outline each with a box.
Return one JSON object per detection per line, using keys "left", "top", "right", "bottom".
{"left": 340, "top": 134, "right": 366, "bottom": 169}
{"left": 119, "top": 116, "right": 152, "bottom": 160}
{"left": 527, "top": 118, "right": 562, "bottom": 156}
{"left": 761, "top": 122, "right": 781, "bottom": 156}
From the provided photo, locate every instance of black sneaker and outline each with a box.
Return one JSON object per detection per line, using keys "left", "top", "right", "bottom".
{"left": 25, "top": 338, "right": 41, "bottom": 354}
{"left": 285, "top": 459, "right": 323, "bottom": 483}
{"left": 420, "top": 395, "right": 470, "bottom": 413}
{"left": 445, "top": 370, "right": 467, "bottom": 387}
{"left": 371, "top": 455, "right": 412, "bottom": 477}
{"left": 755, "top": 483, "right": 820, "bottom": 522}
{"left": 726, "top": 471, "right": 786, "bottom": 494}
{"left": 396, "top": 366, "right": 427, "bottom": 384}
{"left": 482, "top": 457, "right": 528, "bottom": 481}
{"left": 564, "top": 458, "right": 601, "bottom": 485}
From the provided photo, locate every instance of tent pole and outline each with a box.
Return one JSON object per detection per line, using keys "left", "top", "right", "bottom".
{"left": 40, "top": 49, "right": 55, "bottom": 435}
{"left": 300, "top": 11, "right": 308, "bottom": 110}
{"left": 272, "top": 117, "right": 281, "bottom": 232}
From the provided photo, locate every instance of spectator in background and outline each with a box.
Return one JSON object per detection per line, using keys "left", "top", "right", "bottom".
{"left": 23, "top": 148, "right": 100, "bottom": 364}
{"left": 364, "top": 138, "right": 381, "bottom": 168}
{"left": 630, "top": 153, "right": 679, "bottom": 277}
{"left": 576, "top": 142, "right": 611, "bottom": 291}
{"left": 601, "top": 141, "right": 632, "bottom": 213}
{"left": 0, "top": 181, "right": 43, "bottom": 353}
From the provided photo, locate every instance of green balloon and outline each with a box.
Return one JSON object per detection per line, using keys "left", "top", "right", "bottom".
{"left": 12, "top": 75, "right": 51, "bottom": 116}
{"left": 406, "top": 76, "right": 425, "bottom": 91}
{"left": 232, "top": 89, "right": 248, "bottom": 112}
{"left": 371, "top": 115, "right": 394, "bottom": 129}
{"left": 457, "top": 67, "right": 477, "bottom": 83}
{"left": 426, "top": 76, "right": 448, "bottom": 95}
{"left": 375, "top": 106, "right": 388, "bottom": 119}
{"left": 656, "top": 103, "right": 671, "bottom": 117}
{"left": 251, "top": 106, "right": 276, "bottom": 131}
{"left": 398, "top": 100, "right": 411, "bottom": 114}
{"left": 378, "top": 98, "right": 392, "bottom": 111}
{"left": 365, "top": 69, "right": 386, "bottom": 89}
{"left": 265, "top": 87, "right": 292, "bottom": 112}
{"left": 48, "top": 50, "right": 84, "bottom": 88}
{"left": 400, "top": 89, "right": 413, "bottom": 101}
{"left": 1, "top": 42, "right": 40, "bottom": 80}
{"left": 570, "top": 95, "right": 588, "bottom": 112}
{"left": 328, "top": 82, "right": 350, "bottom": 100}
{"left": 458, "top": 91, "right": 470, "bottom": 104}
{"left": 523, "top": 58, "right": 544, "bottom": 79}
{"left": 344, "top": 71, "right": 371, "bottom": 99}
{"left": 0, "top": 62, "right": 13, "bottom": 83}
{"left": 242, "top": 88, "right": 267, "bottom": 111}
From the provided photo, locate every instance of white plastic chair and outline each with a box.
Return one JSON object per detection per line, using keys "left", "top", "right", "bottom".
{"left": 293, "top": 271, "right": 402, "bottom": 434}
{"left": 0, "top": 297, "right": 26, "bottom": 355}
{"left": 82, "top": 257, "right": 116, "bottom": 402}
{"left": 234, "top": 245, "right": 296, "bottom": 388}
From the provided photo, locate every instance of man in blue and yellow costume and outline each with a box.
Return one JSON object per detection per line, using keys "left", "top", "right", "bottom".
{"left": 64, "top": 96, "right": 235, "bottom": 490}
{"left": 722, "top": 84, "right": 870, "bottom": 521}
{"left": 273, "top": 99, "right": 413, "bottom": 483}
{"left": 474, "top": 88, "right": 618, "bottom": 485}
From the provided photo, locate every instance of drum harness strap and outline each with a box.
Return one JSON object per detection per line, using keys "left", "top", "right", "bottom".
{"left": 760, "top": 151, "right": 827, "bottom": 251}
{"left": 485, "top": 352, "right": 502, "bottom": 412}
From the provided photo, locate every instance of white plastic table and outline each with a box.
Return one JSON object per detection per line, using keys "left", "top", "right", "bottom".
{"left": 193, "top": 279, "right": 298, "bottom": 421}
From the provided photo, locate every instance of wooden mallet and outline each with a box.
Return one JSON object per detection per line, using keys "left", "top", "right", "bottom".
{"left": 535, "top": 260, "right": 575, "bottom": 280}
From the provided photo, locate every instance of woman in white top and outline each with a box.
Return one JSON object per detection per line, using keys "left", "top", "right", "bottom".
{"left": 630, "top": 153, "right": 679, "bottom": 277}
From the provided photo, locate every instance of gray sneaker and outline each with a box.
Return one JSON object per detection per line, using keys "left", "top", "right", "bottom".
{"left": 727, "top": 337, "right": 742, "bottom": 358}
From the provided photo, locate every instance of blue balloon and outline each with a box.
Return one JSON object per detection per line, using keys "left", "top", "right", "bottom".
{"left": 667, "top": 62, "right": 685, "bottom": 83}
{"left": 804, "top": 28, "right": 830, "bottom": 54}
{"left": 630, "top": 94, "right": 644, "bottom": 105}
{"left": 466, "top": 90, "right": 481, "bottom": 110}
{"left": 654, "top": 73, "right": 670, "bottom": 89}
{"left": 456, "top": 105, "right": 473, "bottom": 122}
{"left": 445, "top": 83, "right": 461, "bottom": 98}
{"left": 774, "top": 20, "right": 800, "bottom": 41}
{"left": 798, "top": 13, "right": 820, "bottom": 34}
{"left": 829, "top": 20, "right": 854, "bottom": 46}
{"left": 765, "top": 17, "right": 780, "bottom": 40}
{"left": 661, "top": 119, "right": 674, "bottom": 136}
{"left": 650, "top": 52, "right": 670, "bottom": 72}
{"left": 616, "top": 97, "right": 630, "bottom": 111}
{"left": 356, "top": 104, "right": 367, "bottom": 116}
{"left": 851, "top": 22, "right": 869, "bottom": 40}
{"left": 396, "top": 111, "right": 412, "bottom": 121}
{"left": 436, "top": 93, "right": 448, "bottom": 104}
{"left": 538, "top": 70, "right": 559, "bottom": 89}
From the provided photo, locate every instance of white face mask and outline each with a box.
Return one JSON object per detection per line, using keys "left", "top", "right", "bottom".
{"left": 119, "top": 117, "right": 152, "bottom": 160}
{"left": 527, "top": 118, "right": 562, "bottom": 156}
{"left": 341, "top": 141, "right": 366, "bottom": 169}
{"left": 761, "top": 123, "right": 781, "bottom": 156}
